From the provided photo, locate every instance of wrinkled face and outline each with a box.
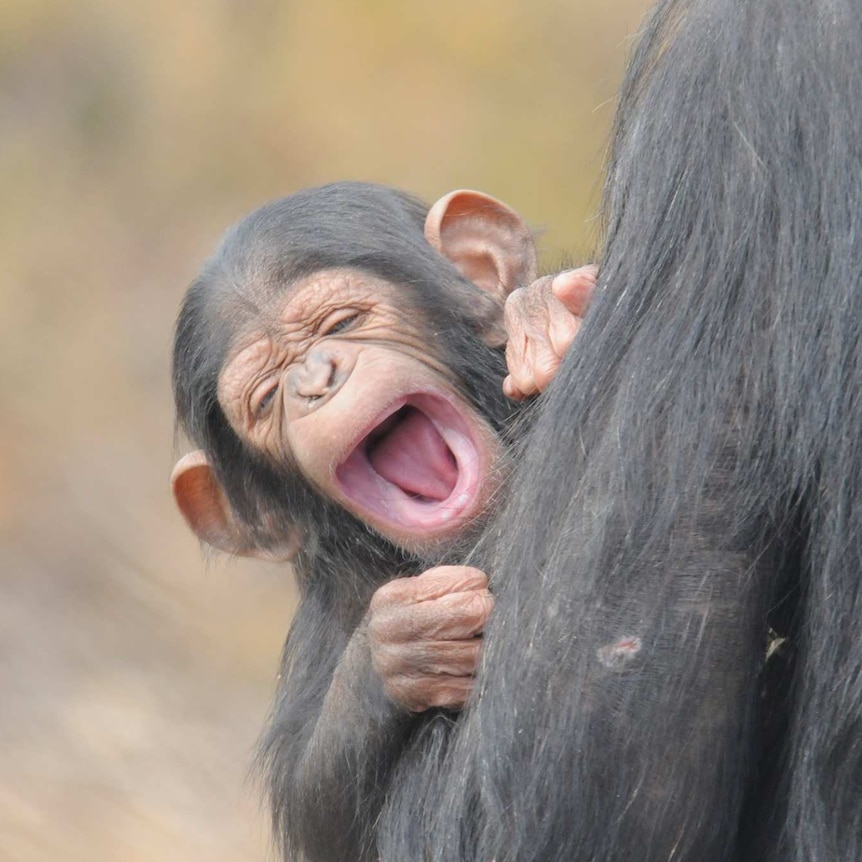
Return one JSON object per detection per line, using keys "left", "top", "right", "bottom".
{"left": 218, "top": 268, "right": 503, "bottom": 551}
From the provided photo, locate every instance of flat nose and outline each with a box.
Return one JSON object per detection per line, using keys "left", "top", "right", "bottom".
{"left": 293, "top": 351, "right": 335, "bottom": 398}
{"left": 286, "top": 346, "right": 347, "bottom": 412}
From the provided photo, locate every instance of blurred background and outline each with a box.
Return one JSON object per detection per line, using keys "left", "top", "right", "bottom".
{"left": 0, "top": 1, "right": 649, "bottom": 859}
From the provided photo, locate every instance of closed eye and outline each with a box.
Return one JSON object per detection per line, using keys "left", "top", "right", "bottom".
{"left": 253, "top": 382, "right": 278, "bottom": 419}
{"left": 322, "top": 312, "right": 361, "bottom": 336}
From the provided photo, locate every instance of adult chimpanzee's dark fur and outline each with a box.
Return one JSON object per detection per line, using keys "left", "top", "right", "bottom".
{"left": 172, "top": 183, "right": 522, "bottom": 861}
{"left": 374, "top": 0, "right": 862, "bottom": 859}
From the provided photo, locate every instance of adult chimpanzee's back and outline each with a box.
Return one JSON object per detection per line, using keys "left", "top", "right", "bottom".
{"left": 378, "top": 0, "right": 862, "bottom": 859}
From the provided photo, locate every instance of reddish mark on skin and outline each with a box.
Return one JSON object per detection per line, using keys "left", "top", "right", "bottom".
{"left": 615, "top": 636, "right": 641, "bottom": 653}
{"left": 597, "top": 635, "right": 643, "bottom": 671}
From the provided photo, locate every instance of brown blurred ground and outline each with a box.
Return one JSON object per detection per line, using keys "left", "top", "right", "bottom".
{"left": 0, "top": 2, "right": 649, "bottom": 859}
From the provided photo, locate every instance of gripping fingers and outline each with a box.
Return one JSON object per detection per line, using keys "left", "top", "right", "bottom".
{"left": 504, "top": 311, "right": 563, "bottom": 398}
{"left": 551, "top": 265, "right": 597, "bottom": 315}
{"left": 374, "top": 637, "right": 483, "bottom": 681}
{"left": 370, "top": 565, "right": 489, "bottom": 612}
{"left": 503, "top": 270, "right": 593, "bottom": 397}
{"left": 527, "top": 336, "right": 564, "bottom": 392}
{"left": 548, "top": 310, "right": 582, "bottom": 359}
{"left": 504, "top": 343, "right": 538, "bottom": 400}
{"left": 394, "top": 675, "right": 476, "bottom": 713}
{"left": 370, "top": 588, "right": 494, "bottom": 644}
{"left": 368, "top": 566, "right": 493, "bottom": 711}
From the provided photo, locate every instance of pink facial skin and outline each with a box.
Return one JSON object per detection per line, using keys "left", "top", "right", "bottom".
{"left": 217, "top": 270, "right": 504, "bottom": 553}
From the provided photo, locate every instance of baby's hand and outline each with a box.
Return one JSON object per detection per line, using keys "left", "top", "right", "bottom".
{"left": 503, "top": 265, "right": 597, "bottom": 400}
{"left": 367, "top": 566, "right": 493, "bottom": 712}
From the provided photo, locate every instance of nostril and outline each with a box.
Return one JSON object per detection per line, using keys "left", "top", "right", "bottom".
{"left": 296, "top": 380, "right": 326, "bottom": 399}
{"left": 327, "top": 362, "right": 337, "bottom": 389}
{"left": 292, "top": 351, "right": 340, "bottom": 401}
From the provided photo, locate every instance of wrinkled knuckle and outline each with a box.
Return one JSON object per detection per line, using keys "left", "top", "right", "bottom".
{"left": 367, "top": 606, "right": 389, "bottom": 637}
{"left": 370, "top": 580, "right": 399, "bottom": 610}
{"left": 409, "top": 643, "right": 440, "bottom": 675}
{"left": 429, "top": 682, "right": 472, "bottom": 710}
{"left": 466, "top": 640, "right": 484, "bottom": 670}
{"left": 445, "top": 564, "right": 487, "bottom": 591}
{"left": 463, "top": 592, "right": 493, "bottom": 628}
{"left": 382, "top": 677, "right": 414, "bottom": 709}
{"left": 504, "top": 316, "right": 526, "bottom": 343}
{"left": 448, "top": 641, "right": 482, "bottom": 675}
{"left": 504, "top": 287, "right": 526, "bottom": 311}
{"left": 417, "top": 658, "right": 445, "bottom": 677}
{"left": 462, "top": 566, "right": 489, "bottom": 588}
{"left": 524, "top": 274, "right": 553, "bottom": 297}
{"left": 367, "top": 614, "right": 384, "bottom": 644}
{"left": 436, "top": 563, "right": 470, "bottom": 582}
{"left": 370, "top": 641, "right": 400, "bottom": 676}
{"left": 538, "top": 279, "right": 556, "bottom": 304}
{"left": 400, "top": 681, "right": 432, "bottom": 713}
{"left": 368, "top": 611, "right": 405, "bottom": 649}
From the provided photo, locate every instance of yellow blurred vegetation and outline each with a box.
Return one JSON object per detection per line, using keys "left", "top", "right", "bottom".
{"left": 0, "top": 1, "right": 648, "bottom": 859}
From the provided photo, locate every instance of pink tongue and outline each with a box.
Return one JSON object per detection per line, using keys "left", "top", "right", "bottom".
{"left": 368, "top": 408, "right": 458, "bottom": 500}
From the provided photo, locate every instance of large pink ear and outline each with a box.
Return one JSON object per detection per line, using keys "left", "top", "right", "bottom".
{"left": 171, "top": 451, "right": 297, "bottom": 562}
{"left": 424, "top": 190, "right": 538, "bottom": 300}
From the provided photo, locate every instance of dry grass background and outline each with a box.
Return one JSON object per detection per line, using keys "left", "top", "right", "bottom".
{"left": 0, "top": 1, "right": 649, "bottom": 859}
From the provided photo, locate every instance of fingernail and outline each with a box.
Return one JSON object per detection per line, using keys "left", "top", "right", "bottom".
{"left": 551, "top": 271, "right": 578, "bottom": 291}
{"left": 553, "top": 266, "right": 595, "bottom": 287}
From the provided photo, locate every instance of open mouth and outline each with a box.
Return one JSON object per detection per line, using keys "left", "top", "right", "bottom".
{"left": 335, "top": 393, "right": 483, "bottom": 532}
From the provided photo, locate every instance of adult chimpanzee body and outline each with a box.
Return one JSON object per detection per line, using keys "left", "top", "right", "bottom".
{"left": 372, "top": 0, "right": 862, "bottom": 860}
{"left": 171, "top": 183, "right": 593, "bottom": 861}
